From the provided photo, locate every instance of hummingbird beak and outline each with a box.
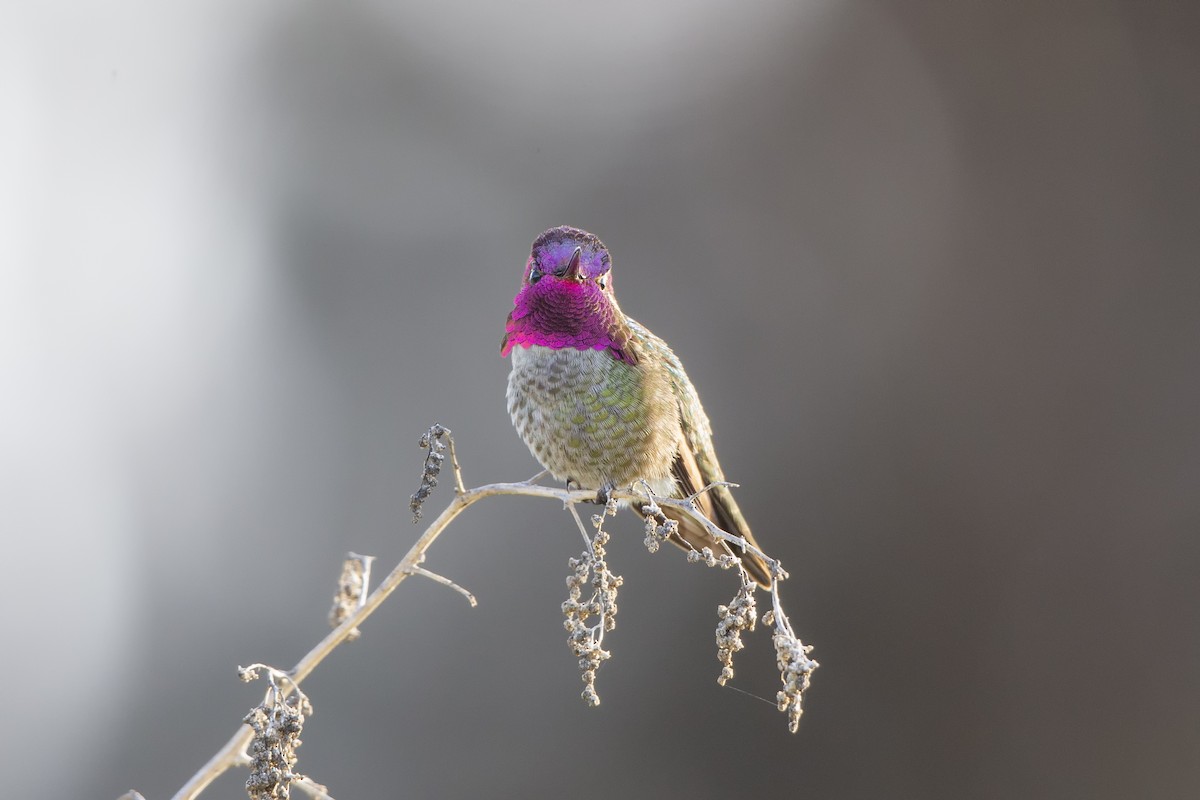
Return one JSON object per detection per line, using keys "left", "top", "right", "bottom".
{"left": 562, "top": 247, "right": 584, "bottom": 281}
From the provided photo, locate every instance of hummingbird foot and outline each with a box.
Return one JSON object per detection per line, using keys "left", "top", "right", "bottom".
{"left": 594, "top": 482, "right": 616, "bottom": 506}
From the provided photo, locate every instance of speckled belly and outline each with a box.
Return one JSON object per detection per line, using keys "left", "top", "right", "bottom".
{"left": 507, "top": 345, "right": 679, "bottom": 493}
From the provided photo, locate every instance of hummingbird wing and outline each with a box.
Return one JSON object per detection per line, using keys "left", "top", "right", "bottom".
{"left": 628, "top": 319, "right": 772, "bottom": 587}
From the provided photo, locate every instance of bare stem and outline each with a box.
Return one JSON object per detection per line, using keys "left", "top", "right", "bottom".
{"left": 293, "top": 777, "right": 336, "bottom": 800}
{"left": 685, "top": 480, "right": 739, "bottom": 503}
{"left": 566, "top": 502, "right": 594, "bottom": 551}
{"left": 444, "top": 433, "right": 466, "bottom": 495}
{"left": 406, "top": 562, "right": 477, "bottom": 606}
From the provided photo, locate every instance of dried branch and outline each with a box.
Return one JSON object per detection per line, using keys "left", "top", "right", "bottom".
{"left": 154, "top": 425, "right": 816, "bottom": 800}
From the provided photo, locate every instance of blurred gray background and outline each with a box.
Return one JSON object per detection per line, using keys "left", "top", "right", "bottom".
{"left": 3, "top": 1, "right": 1198, "bottom": 798}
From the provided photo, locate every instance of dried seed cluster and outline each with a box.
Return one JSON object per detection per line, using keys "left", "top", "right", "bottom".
{"left": 686, "top": 546, "right": 740, "bottom": 569}
{"left": 562, "top": 502, "right": 623, "bottom": 706}
{"left": 328, "top": 553, "right": 373, "bottom": 641}
{"left": 772, "top": 627, "right": 818, "bottom": 733}
{"left": 409, "top": 423, "right": 450, "bottom": 522}
{"left": 239, "top": 668, "right": 312, "bottom": 800}
{"left": 715, "top": 577, "right": 758, "bottom": 686}
{"left": 640, "top": 496, "right": 678, "bottom": 553}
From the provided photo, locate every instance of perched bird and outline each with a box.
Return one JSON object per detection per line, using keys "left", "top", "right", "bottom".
{"left": 502, "top": 225, "right": 771, "bottom": 587}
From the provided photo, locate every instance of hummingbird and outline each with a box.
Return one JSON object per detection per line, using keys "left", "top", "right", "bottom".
{"left": 502, "top": 225, "right": 771, "bottom": 587}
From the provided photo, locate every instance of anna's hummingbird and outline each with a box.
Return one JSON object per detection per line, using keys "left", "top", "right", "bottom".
{"left": 502, "top": 225, "right": 771, "bottom": 587}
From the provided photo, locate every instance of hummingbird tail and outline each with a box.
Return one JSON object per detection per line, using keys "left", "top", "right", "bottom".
{"left": 658, "top": 502, "right": 773, "bottom": 589}
{"left": 647, "top": 446, "right": 773, "bottom": 587}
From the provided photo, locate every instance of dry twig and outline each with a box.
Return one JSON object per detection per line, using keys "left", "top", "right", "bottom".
{"left": 151, "top": 425, "right": 816, "bottom": 800}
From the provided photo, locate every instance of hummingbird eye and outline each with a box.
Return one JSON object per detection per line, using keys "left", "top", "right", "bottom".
{"left": 528, "top": 265, "right": 543, "bottom": 284}
{"left": 597, "top": 274, "right": 608, "bottom": 289}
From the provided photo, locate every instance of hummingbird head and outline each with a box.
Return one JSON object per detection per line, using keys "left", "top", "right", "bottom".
{"left": 501, "top": 226, "right": 636, "bottom": 364}
{"left": 525, "top": 226, "right": 613, "bottom": 290}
